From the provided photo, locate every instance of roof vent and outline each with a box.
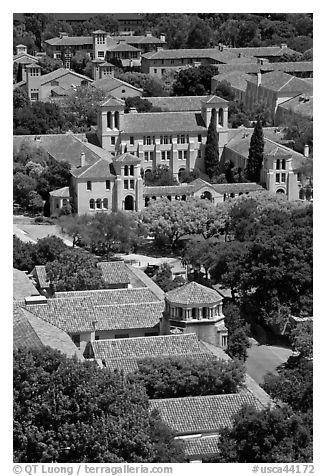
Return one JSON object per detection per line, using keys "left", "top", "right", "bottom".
{"left": 25, "top": 295, "right": 48, "bottom": 305}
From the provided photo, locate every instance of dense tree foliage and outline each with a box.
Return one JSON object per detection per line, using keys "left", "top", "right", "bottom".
{"left": 211, "top": 404, "right": 312, "bottom": 462}
{"left": 246, "top": 119, "right": 264, "bottom": 182}
{"left": 223, "top": 302, "right": 251, "bottom": 361}
{"left": 60, "top": 86, "right": 106, "bottom": 131}
{"left": 13, "top": 236, "right": 68, "bottom": 273}
{"left": 129, "top": 356, "right": 245, "bottom": 399}
{"left": 153, "top": 263, "right": 185, "bottom": 292}
{"left": 173, "top": 66, "right": 216, "bottom": 96}
{"left": 204, "top": 113, "right": 220, "bottom": 179}
{"left": 14, "top": 347, "right": 185, "bottom": 463}
{"left": 14, "top": 101, "right": 66, "bottom": 135}
{"left": 38, "top": 55, "right": 63, "bottom": 74}
{"left": 143, "top": 165, "right": 178, "bottom": 186}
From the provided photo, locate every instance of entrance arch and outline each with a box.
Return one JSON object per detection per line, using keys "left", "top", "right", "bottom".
{"left": 124, "top": 195, "right": 134, "bottom": 211}
{"left": 276, "top": 188, "right": 285, "bottom": 194}
{"left": 200, "top": 190, "right": 212, "bottom": 201}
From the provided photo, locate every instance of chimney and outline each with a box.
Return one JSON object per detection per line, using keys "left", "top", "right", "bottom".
{"left": 59, "top": 31, "right": 68, "bottom": 38}
{"left": 146, "top": 31, "right": 152, "bottom": 37}
{"left": 218, "top": 43, "right": 224, "bottom": 52}
{"left": 80, "top": 151, "right": 86, "bottom": 167}
{"left": 160, "top": 33, "right": 166, "bottom": 42}
{"left": 25, "top": 295, "right": 47, "bottom": 305}
{"left": 16, "top": 44, "right": 27, "bottom": 55}
{"left": 281, "top": 43, "right": 287, "bottom": 49}
{"left": 257, "top": 70, "right": 262, "bottom": 87}
{"left": 129, "top": 107, "right": 138, "bottom": 114}
{"left": 304, "top": 144, "right": 309, "bottom": 157}
{"left": 91, "top": 320, "right": 98, "bottom": 341}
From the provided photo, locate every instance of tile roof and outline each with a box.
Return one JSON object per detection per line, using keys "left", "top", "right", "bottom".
{"left": 45, "top": 36, "right": 93, "bottom": 46}
{"left": 36, "top": 68, "right": 93, "bottom": 86}
{"left": 107, "top": 43, "right": 140, "bottom": 52}
{"left": 142, "top": 48, "right": 239, "bottom": 63}
{"left": 13, "top": 306, "right": 84, "bottom": 360}
{"left": 203, "top": 95, "right": 229, "bottom": 105}
{"left": 123, "top": 112, "right": 207, "bottom": 134}
{"left": 92, "top": 76, "right": 142, "bottom": 94}
{"left": 112, "top": 152, "right": 141, "bottom": 164}
{"left": 247, "top": 70, "right": 313, "bottom": 94}
{"left": 97, "top": 261, "right": 131, "bottom": 285}
{"left": 13, "top": 52, "right": 38, "bottom": 63}
{"left": 212, "top": 71, "right": 253, "bottom": 92}
{"left": 211, "top": 183, "right": 264, "bottom": 193}
{"left": 49, "top": 186, "right": 70, "bottom": 197}
{"left": 147, "top": 96, "right": 209, "bottom": 112}
{"left": 33, "top": 265, "right": 49, "bottom": 289}
{"left": 166, "top": 281, "right": 222, "bottom": 305}
{"left": 182, "top": 435, "right": 221, "bottom": 457}
{"left": 277, "top": 95, "right": 313, "bottom": 119}
{"left": 225, "top": 45, "right": 300, "bottom": 58}
{"left": 214, "top": 61, "right": 313, "bottom": 75}
{"left": 124, "top": 265, "right": 165, "bottom": 300}
{"left": 144, "top": 185, "right": 194, "bottom": 196}
{"left": 71, "top": 158, "right": 115, "bottom": 179}
{"left": 149, "top": 393, "right": 263, "bottom": 435}
{"left": 13, "top": 133, "right": 108, "bottom": 168}
{"left": 13, "top": 268, "right": 40, "bottom": 300}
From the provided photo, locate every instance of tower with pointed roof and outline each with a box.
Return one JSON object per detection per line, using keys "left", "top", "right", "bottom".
{"left": 161, "top": 282, "right": 228, "bottom": 349}
{"left": 201, "top": 95, "right": 229, "bottom": 156}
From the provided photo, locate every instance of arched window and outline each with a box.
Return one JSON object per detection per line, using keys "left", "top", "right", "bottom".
{"left": 124, "top": 165, "right": 129, "bottom": 176}
{"left": 89, "top": 199, "right": 95, "bottom": 209}
{"left": 114, "top": 111, "right": 119, "bottom": 129}
{"left": 201, "top": 191, "right": 212, "bottom": 201}
{"left": 124, "top": 195, "right": 134, "bottom": 211}
{"left": 276, "top": 159, "right": 280, "bottom": 170}
{"left": 211, "top": 108, "right": 217, "bottom": 123}
{"left": 62, "top": 198, "right": 67, "bottom": 206}
{"left": 178, "top": 168, "right": 185, "bottom": 181}
{"left": 282, "top": 159, "right": 286, "bottom": 169}
{"left": 107, "top": 111, "right": 112, "bottom": 129}
{"left": 103, "top": 198, "right": 108, "bottom": 209}
{"left": 218, "top": 108, "right": 223, "bottom": 126}
{"left": 145, "top": 197, "right": 150, "bottom": 207}
{"left": 130, "top": 165, "right": 134, "bottom": 176}
{"left": 96, "top": 198, "right": 102, "bottom": 209}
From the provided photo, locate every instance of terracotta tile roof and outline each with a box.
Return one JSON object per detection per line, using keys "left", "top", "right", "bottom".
{"left": 211, "top": 183, "right": 263, "bottom": 193}
{"left": 13, "top": 133, "right": 107, "bottom": 168}
{"left": 112, "top": 152, "right": 141, "bottom": 164}
{"left": 182, "top": 435, "right": 221, "bottom": 457}
{"left": 147, "top": 96, "right": 209, "bottom": 112}
{"left": 144, "top": 185, "right": 194, "bottom": 196}
{"left": 277, "top": 95, "right": 313, "bottom": 119}
{"left": 166, "top": 281, "right": 222, "bottom": 305}
{"left": 225, "top": 45, "right": 300, "bottom": 58}
{"left": 247, "top": 70, "right": 313, "bottom": 94}
{"left": 49, "top": 186, "right": 70, "bottom": 197}
{"left": 125, "top": 265, "right": 165, "bottom": 300}
{"left": 107, "top": 43, "right": 140, "bottom": 52}
{"left": 149, "top": 393, "right": 263, "bottom": 435}
{"left": 92, "top": 76, "right": 142, "bottom": 93}
{"left": 16, "top": 289, "right": 164, "bottom": 334}
{"left": 97, "top": 261, "right": 130, "bottom": 285}
{"left": 45, "top": 36, "right": 93, "bottom": 46}
{"left": 37, "top": 68, "right": 93, "bottom": 86}
{"left": 33, "top": 265, "right": 49, "bottom": 289}
{"left": 123, "top": 112, "right": 207, "bottom": 134}
{"left": 214, "top": 61, "right": 313, "bottom": 75}
{"left": 13, "top": 306, "right": 84, "bottom": 360}
{"left": 142, "top": 48, "right": 239, "bottom": 63}
{"left": 212, "top": 71, "right": 253, "bottom": 92}
{"left": 71, "top": 158, "right": 115, "bottom": 179}
{"left": 203, "top": 95, "right": 229, "bottom": 105}
{"left": 13, "top": 268, "right": 39, "bottom": 300}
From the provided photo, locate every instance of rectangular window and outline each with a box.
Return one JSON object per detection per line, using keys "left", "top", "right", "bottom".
{"left": 198, "top": 134, "right": 202, "bottom": 142}
{"left": 30, "top": 92, "right": 39, "bottom": 101}
{"left": 115, "top": 334, "right": 129, "bottom": 339}
{"left": 144, "top": 151, "right": 149, "bottom": 161}
{"left": 281, "top": 173, "right": 286, "bottom": 183}
{"left": 111, "top": 136, "right": 115, "bottom": 145}
{"left": 87, "top": 181, "right": 92, "bottom": 191}
{"left": 72, "top": 334, "right": 80, "bottom": 348}
{"left": 275, "top": 173, "right": 280, "bottom": 183}
{"left": 150, "top": 152, "right": 154, "bottom": 161}
{"left": 130, "top": 136, "right": 134, "bottom": 145}
{"left": 167, "top": 150, "right": 171, "bottom": 160}
{"left": 177, "top": 135, "right": 180, "bottom": 144}
{"left": 183, "top": 150, "right": 187, "bottom": 159}
{"left": 106, "top": 180, "right": 110, "bottom": 190}
{"left": 98, "top": 51, "right": 105, "bottom": 58}
{"left": 130, "top": 180, "right": 135, "bottom": 189}
{"left": 154, "top": 68, "right": 157, "bottom": 74}
{"left": 124, "top": 180, "right": 129, "bottom": 189}
{"left": 178, "top": 150, "right": 183, "bottom": 160}
{"left": 143, "top": 136, "right": 146, "bottom": 145}
{"left": 161, "top": 151, "right": 166, "bottom": 161}
{"left": 146, "top": 136, "right": 151, "bottom": 145}
{"left": 162, "top": 135, "right": 167, "bottom": 144}
{"left": 180, "top": 135, "right": 185, "bottom": 144}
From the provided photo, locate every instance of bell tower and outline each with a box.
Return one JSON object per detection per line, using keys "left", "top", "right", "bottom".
{"left": 201, "top": 95, "right": 229, "bottom": 156}
{"left": 97, "top": 96, "right": 125, "bottom": 153}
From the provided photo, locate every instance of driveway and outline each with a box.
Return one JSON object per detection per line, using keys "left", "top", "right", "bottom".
{"left": 245, "top": 338, "right": 293, "bottom": 385}
{"left": 13, "top": 219, "right": 73, "bottom": 246}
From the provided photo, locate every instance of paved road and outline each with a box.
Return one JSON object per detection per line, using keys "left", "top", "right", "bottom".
{"left": 245, "top": 338, "right": 293, "bottom": 385}
{"left": 13, "top": 222, "right": 73, "bottom": 246}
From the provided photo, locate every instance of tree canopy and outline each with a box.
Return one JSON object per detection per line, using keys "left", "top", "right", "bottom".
{"left": 246, "top": 119, "right": 264, "bottom": 182}
{"left": 14, "top": 347, "right": 185, "bottom": 463}
{"left": 128, "top": 356, "right": 245, "bottom": 399}
{"left": 204, "top": 113, "right": 220, "bottom": 179}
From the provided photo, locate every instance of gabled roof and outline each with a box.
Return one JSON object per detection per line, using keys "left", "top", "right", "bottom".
{"left": 215, "top": 61, "right": 313, "bottom": 75}
{"left": 183, "top": 435, "right": 221, "bottom": 458}
{"left": 107, "top": 42, "right": 140, "bottom": 52}
{"left": 202, "top": 95, "right": 229, "bottom": 105}
{"left": 112, "top": 152, "right": 141, "bottom": 164}
{"left": 13, "top": 306, "right": 84, "bottom": 360}
{"left": 277, "top": 95, "right": 313, "bottom": 119}
{"left": 212, "top": 71, "right": 253, "bottom": 92}
{"left": 13, "top": 268, "right": 39, "bottom": 301}
{"left": 92, "top": 76, "right": 142, "bottom": 94}
{"left": 166, "top": 281, "right": 222, "bottom": 305}
{"left": 247, "top": 70, "right": 313, "bottom": 94}
{"left": 144, "top": 184, "right": 194, "bottom": 196}
{"left": 147, "top": 96, "right": 209, "bottom": 112}
{"left": 13, "top": 52, "right": 38, "bottom": 63}
{"left": 101, "top": 96, "right": 125, "bottom": 107}
{"left": 225, "top": 45, "right": 300, "bottom": 58}
{"left": 149, "top": 393, "right": 263, "bottom": 435}
{"left": 97, "top": 261, "right": 130, "bottom": 285}
{"left": 142, "top": 48, "right": 239, "bottom": 63}
{"left": 49, "top": 186, "right": 70, "bottom": 198}
{"left": 123, "top": 111, "right": 207, "bottom": 134}
{"left": 37, "top": 68, "right": 93, "bottom": 86}
{"left": 45, "top": 36, "right": 93, "bottom": 46}
{"left": 72, "top": 158, "right": 115, "bottom": 179}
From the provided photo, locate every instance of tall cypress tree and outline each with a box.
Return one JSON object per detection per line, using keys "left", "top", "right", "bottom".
{"left": 246, "top": 119, "right": 264, "bottom": 182}
{"left": 205, "top": 113, "right": 220, "bottom": 179}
